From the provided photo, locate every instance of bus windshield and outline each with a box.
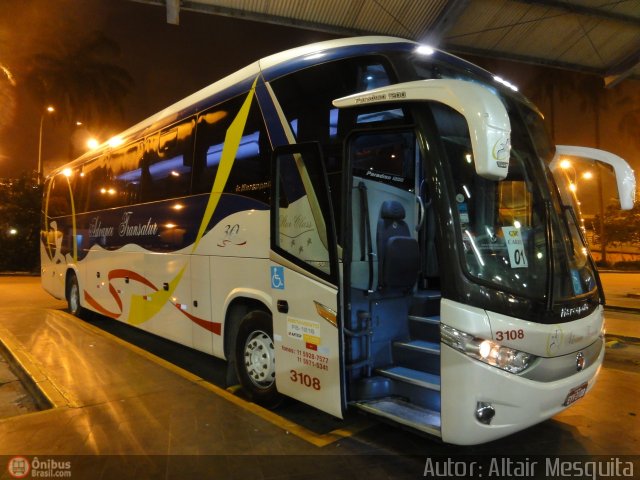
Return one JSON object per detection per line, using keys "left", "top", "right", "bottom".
{"left": 399, "top": 51, "right": 597, "bottom": 304}
{"left": 429, "top": 100, "right": 596, "bottom": 302}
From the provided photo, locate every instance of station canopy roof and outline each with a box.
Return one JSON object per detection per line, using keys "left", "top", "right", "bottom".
{"left": 134, "top": 0, "right": 640, "bottom": 87}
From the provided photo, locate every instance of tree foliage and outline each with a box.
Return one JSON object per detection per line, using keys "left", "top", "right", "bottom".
{"left": 0, "top": 175, "right": 42, "bottom": 272}
{"left": 0, "top": 64, "right": 16, "bottom": 131}
{"left": 594, "top": 203, "right": 640, "bottom": 250}
{"left": 23, "top": 31, "right": 133, "bottom": 124}
{"left": 619, "top": 106, "right": 640, "bottom": 150}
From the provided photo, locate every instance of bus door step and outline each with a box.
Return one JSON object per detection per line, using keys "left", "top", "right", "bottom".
{"left": 354, "top": 397, "right": 441, "bottom": 436}
{"left": 408, "top": 314, "right": 441, "bottom": 341}
{"left": 377, "top": 366, "right": 441, "bottom": 391}
{"left": 410, "top": 290, "right": 441, "bottom": 317}
{"left": 407, "top": 314, "right": 440, "bottom": 325}
{"left": 394, "top": 339, "right": 440, "bottom": 355}
{"left": 392, "top": 340, "right": 440, "bottom": 374}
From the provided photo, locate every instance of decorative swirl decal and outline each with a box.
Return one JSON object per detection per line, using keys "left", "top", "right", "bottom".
{"left": 46, "top": 76, "right": 259, "bottom": 332}
{"left": 83, "top": 268, "right": 221, "bottom": 335}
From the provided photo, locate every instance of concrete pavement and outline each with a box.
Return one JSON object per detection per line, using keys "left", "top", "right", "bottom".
{"left": 599, "top": 272, "right": 640, "bottom": 340}
{"left": 0, "top": 275, "right": 638, "bottom": 480}
{"left": 600, "top": 272, "right": 640, "bottom": 311}
{"left": 0, "top": 306, "right": 390, "bottom": 479}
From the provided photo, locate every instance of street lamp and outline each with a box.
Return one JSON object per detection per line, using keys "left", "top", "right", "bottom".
{"left": 87, "top": 138, "right": 100, "bottom": 150}
{"left": 37, "top": 105, "right": 55, "bottom": 184}
{"left": 559, "top": 159, "right": 592, "bottom": 197}
{"left": 559, "top": 159, "right": 579, "bottom": 203}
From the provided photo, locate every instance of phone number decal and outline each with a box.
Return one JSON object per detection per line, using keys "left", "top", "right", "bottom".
{"left": 281, "top": 345, "right": 329, "bottom": 371}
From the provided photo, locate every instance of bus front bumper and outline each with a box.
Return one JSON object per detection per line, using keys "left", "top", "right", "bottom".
{"left": 439, "top": 340, "right": 604, "bottom": 445}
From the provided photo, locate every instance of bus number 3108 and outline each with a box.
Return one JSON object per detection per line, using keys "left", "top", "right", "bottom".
{"left": 290, "top": 370, "right": 321, "bottom": 390}
{"left": 495, "top": 329, "right": 525, "bottom": 341}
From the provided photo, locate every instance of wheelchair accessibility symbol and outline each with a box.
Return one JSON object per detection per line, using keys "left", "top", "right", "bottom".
{"left": 271, "top": 266, "right": 285, "bottom": 290}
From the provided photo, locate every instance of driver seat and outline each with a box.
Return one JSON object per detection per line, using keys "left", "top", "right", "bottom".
{"left": 376, "top": 200, "right": 419, "bottom": 291}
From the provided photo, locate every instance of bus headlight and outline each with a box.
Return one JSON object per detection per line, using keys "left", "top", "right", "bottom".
{"left": 441, "top": 324, "right": 535, "bottom": 374}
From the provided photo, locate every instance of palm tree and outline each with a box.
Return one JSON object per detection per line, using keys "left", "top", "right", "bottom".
{"left": 23, "top": 31, "right": 133, "bottom": 125}
{"left": 619, "top": 106, "right": 640, "bottom": 150}
{"left": 0, "top": 63, "right": 16, "bottom": 132}
{"left": 524, "top": 72, "right": 559, "bottom": 142}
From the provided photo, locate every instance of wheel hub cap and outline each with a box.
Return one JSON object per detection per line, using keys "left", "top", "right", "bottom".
{"left": 244, "top": 330, "right": 275, "bottom": 388}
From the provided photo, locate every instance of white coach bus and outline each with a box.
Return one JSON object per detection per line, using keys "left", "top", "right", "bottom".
{"left": 41, "top": 36, "right": 636, "bottom": 445}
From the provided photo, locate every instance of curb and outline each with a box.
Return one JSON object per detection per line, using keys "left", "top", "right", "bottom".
{"left": 599, "top": 270, "right": 640, "bottom": 274}
{"left": 598, "top": 268, "right": 640, "bottom": 274}
{"left": 605, "top": 334, "right": 640, "bottom": 345}
{"left": 0, "top": 272, "right": 39, "bottom": 277}
{"left": 0, "top": 326, "right": 69, "bottom": 411}
{"left": 605, "top": 305, "right": 640, "bottom": 314}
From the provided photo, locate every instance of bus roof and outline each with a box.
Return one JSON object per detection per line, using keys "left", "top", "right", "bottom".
{"left": 50, "top": 35, "right": 495, "bottom": 176}
{"left": 118, "top": 36, "right": 417, "bottom": 145}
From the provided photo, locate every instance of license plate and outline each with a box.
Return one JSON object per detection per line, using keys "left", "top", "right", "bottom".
{"left": 563, "top": 382, "right": 588, "bottom": 406}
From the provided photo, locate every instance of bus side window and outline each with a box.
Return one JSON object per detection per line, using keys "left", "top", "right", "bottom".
{"left": 193, "top": 95, "right": 271, "bottom": 204}
{"left": 270, "top": 56, "right": 397, "bottom": 240}
{"left": 73, "top": 166, "right": 90, "bottom": 213}
{"left": 85, "top": 156, "right": 113, "bottom": 212}
{"left": 111, "top": 142, "right": 144, "bottom": 207}
{"left": 47, "top": 174, "right": 72, "bottom": 217}
{"left": 82, "top": 143, "right": 143, "bottom": 211}
{"left": 140, "top": 134, "right": 159, "bottom": 202}
{"left": 223, "top": 100, "right": 271, "bottom": 205}
{"left": 140, "top": 117, "right": 195, "bottom": 202}
{"left": 192, "top": 105, "right": 229, "bottom": 195}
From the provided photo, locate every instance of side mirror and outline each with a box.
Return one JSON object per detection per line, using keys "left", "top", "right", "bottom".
{"left": 552, "top": 146, "right": 636, "bottom": 210}
{"left": 333, "top": 79, "right": 511, "bottom": 180}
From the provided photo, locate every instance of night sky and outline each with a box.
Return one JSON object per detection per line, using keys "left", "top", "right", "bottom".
{"left": 0, "top": 0, "right": 335, "bottom": 178}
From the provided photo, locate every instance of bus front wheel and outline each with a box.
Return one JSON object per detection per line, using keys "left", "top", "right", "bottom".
{"left": 66, "top": 273, "right": 84, "bottom": 317}
{"left": 235, "top": 310, "right": 282, "bottom": 408}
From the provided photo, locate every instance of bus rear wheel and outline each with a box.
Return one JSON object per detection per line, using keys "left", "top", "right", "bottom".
{"left": 235, "top": 310, "right": 282, "bottom": 408}
{"left": 66, "top": 273, "right": 83, "bottom": 317}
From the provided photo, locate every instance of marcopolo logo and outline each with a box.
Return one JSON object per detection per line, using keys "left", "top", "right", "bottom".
{"left": 7, "top": 456, "right": 71, "bottom": 478}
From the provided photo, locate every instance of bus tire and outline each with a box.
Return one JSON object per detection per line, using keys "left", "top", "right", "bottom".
{"left": 235, "top": 310, "right": 282, "bottom": 408}
{"left": 66, "top": 272, "right": 84, "bottom": 317}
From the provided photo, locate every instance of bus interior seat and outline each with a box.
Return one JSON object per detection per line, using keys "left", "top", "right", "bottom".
{"left": 376, "top": 200, "right": 419, "bottom": 291}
